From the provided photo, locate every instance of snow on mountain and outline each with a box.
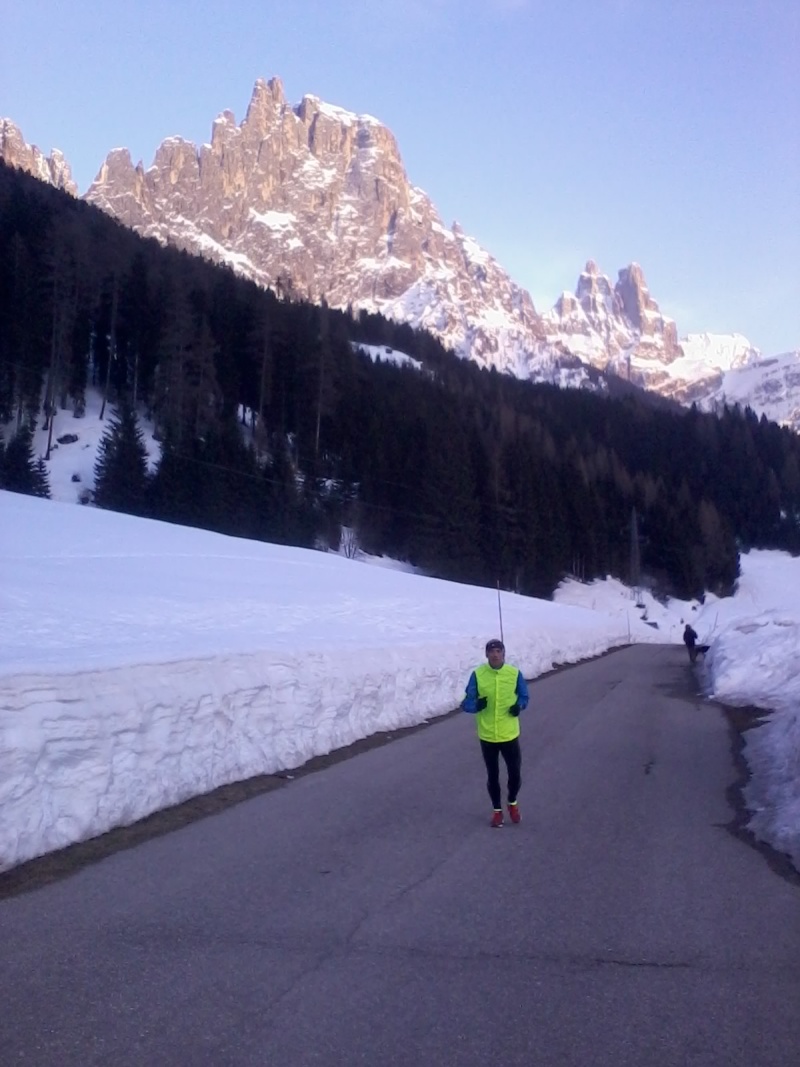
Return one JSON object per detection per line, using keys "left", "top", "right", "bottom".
{"left": 679, "top": 332, "right": 761, "bottom": 372}
{"left": 543, "top": 260, "right": 680, "bottom": 373}
{"left": 82, "top": 78, "right": 546, "bottom": 380}
{"left": 543, "top": 260, "right": 682, "bottom": 390}
{"left": 2, "top": 99, "right": 799, "bottom": 431}
{"left": 542, "top": 266, "right": 800, "bottom": 429}
{"left": 704, "top": 349, "right": 800, "bottom": 427}
{"left": 352, "top": 342, "right": 423, "bottom": 373}
{"left": 652, "top": 332, "right": 758, "bottom": 404}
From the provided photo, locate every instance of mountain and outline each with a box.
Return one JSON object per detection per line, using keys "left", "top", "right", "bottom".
{"left": 4, "top": 154, "right": 799, "bottom": 603}
{"left": 2, "top": 93, "right": 798, "bottom": 429}
{"left": 0, "top": 119, "right": 77, "bottom": 195}
{"left": 82, "top": 78, "right": 548, "bottom": 380}
{"left": 543, "top": 260, "right": 683, "bottom": 384}
{"left": 545, "top": 262, "right": 761, "bottom": 399}
{"left": 700, "top": 345, "right": 800, "bottom": 426}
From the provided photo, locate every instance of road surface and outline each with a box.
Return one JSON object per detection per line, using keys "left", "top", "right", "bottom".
{"left": 1, "top": 644, "right": 798, "bottom": 1065}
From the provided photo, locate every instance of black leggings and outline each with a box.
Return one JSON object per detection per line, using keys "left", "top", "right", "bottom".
{"left": 479, "top": 738, "right": 522, "bottom": 809}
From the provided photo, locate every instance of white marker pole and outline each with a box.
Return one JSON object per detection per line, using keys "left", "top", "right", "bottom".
{"left": 496, "top": 579, "right": 505, "bottom": 644}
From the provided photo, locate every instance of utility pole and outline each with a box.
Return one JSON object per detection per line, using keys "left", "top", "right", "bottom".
{"left": 630, "top": 506, "right": 642, "bottom": 602}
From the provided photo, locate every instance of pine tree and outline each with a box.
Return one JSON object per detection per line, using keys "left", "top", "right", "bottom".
{"left": 33, "top": 457, "right": 51, "bottom": 498}
{"left": 194, "top": 421, "right": 261, "bottom": 538}
{"left": 2, "top": 424, "right": 49, "bottom": 497}
{"left": 412, "top": 415, "right": 481, "bottom": 582}
{"left": 93, "top": 398, "right": 149, "bottom": 515}
{"left": 261, "top": 433, "right": 318, "bottom": 547}
{"left": 148, "top": 434, "right": 199, "bottom": 527}
{"left": 697, "top": 498, "right": 739, "bottom": 595}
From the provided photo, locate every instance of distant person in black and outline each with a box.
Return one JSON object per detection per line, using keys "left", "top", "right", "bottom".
{"left": 683, "top": 624, "right": 698, "bottom": 663}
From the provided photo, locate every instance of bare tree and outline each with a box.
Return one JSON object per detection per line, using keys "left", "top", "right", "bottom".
{"left": 44, "top": 235, "right": 77, "bottom": 458}
{"left": 98, "top": 274, "right": 119, "bottom": 421}
{"left": 341, "top": 526, "right": 360, "bottom": 559}
{"left": 314, "top": 299, "right": 330, "bottom": 465}
{"left": 255, "top": 304, "right": 272, "bottom": 461}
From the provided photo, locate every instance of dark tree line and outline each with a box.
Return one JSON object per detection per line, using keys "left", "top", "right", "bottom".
{"left": 0, "top": 423, "right": 50, "bottom": 497}
{"left": 3, "top": 158, "right": 800, "bottom": 600}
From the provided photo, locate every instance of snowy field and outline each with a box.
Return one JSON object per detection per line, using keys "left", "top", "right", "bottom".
{"left": 2, "top": 486, "right": 799, "bottom": 875}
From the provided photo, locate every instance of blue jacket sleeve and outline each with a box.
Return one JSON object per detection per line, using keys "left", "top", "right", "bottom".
{"left": 461, "top": 671, "right": 479, "bottom": 713}
{"left": 516, "top": 672, "right": 529, "bottom": 710}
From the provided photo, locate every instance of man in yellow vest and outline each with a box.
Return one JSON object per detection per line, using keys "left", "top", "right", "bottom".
{"left": 461, "top": 638, "right": 529, "bottom": 827}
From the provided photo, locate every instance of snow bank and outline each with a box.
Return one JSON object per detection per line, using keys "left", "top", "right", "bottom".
{"left": 702, "top": 608, "right": 800, "bottom": 870}
{"left": 1, "top": 489, "right": 632, "bottom": 870}
{"left": 0, "top": 617, "right": 623, "bottom": 871}
{"left": 0, "top": 646, "right": 452, "bottom": 869}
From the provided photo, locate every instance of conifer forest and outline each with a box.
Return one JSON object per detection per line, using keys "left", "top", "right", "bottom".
{"left": 2, "top": 159, "right": 800, "bottom": 601}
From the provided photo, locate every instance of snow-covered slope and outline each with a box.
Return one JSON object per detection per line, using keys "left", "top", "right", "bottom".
{"left": 0, "top": 488, "right": 635, "bottom": 869}
{"left": 704, "top": 348, "right": 800, "bottom": 425}
{"left": 19, "top": 391, "right": 161, "bottom": 506}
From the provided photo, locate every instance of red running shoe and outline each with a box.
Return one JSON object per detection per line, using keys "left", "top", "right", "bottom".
{"left": 490, "top": 809, "right": 504, "bottom": 828}
{"left": 507, "top": 802, "right": 521, "bottom": 824}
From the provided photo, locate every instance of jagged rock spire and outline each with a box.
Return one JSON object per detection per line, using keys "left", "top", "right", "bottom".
{"left": 82, "top": 77, "right": 542, "bottom": 374}
{"left": 0, "top": 119, "right": 77, "bottom": 195}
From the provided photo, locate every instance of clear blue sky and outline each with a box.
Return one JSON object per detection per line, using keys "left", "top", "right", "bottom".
{"left": 3, "top": 0, "right": 798, "bottom": 354}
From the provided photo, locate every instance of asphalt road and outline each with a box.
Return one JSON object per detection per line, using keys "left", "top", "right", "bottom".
{"left": 1, "top": 644, "right": 799, "bottom": 1066}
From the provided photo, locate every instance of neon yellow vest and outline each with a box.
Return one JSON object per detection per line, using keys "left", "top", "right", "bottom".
{"left": 474, "top": 663, "right": 521, "bottom": 742}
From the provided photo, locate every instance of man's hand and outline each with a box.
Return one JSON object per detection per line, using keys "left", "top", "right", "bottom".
{"left": 476, "top": 696, "right": 487, "bottom": 711}
{"left": 508, "top": 703, "right": 520, "bottom": 716}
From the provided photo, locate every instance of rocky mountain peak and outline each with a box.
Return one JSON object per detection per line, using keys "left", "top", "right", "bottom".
{"left": 242, "top": 77, "right": 287, "bottom": 139}
{"left": 95, "top": 147, "right": 137, "bottom": 182}
{"left": 544, "top": 258, "right": 682, "bottom": 383}
{"left": 576, "top": 262, "right": 617, "bottom": 318}
{"left": 615, "top": 262, "right": 654, "bottom": 329}
{"left": 211, "top": 109, "right": 238, "bottom": 137}
{"left": 0, "top": 119, "right": 77, "bottom": 195}
{"left": 554, "top": 291, "right": 579, "bottom": 316}
{"left": 3, "top": 91, "right": 793, "bottom": 430}
{"left": 80, "top": 77, "right": 541, "bottom": 374}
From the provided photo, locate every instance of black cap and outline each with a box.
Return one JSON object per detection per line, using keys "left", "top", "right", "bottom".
{"left": 485, "top": 639, "right": 505, "bottom": 654}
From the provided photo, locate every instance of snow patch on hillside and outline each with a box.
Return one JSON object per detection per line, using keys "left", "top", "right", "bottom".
{"left": 21, "top": 391, "right": 161, "bottom": 505}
